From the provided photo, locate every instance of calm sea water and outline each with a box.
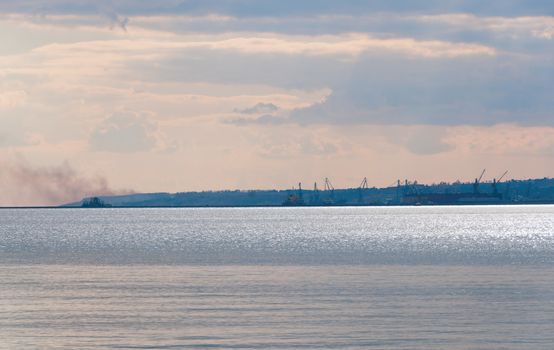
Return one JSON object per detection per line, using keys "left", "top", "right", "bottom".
{"left": 1, "top": 206, "right": 553, "bottom": 349}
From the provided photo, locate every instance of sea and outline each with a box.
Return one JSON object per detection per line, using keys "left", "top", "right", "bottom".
{"left": 1, "top": 206, "right": 553, "bottom": 349}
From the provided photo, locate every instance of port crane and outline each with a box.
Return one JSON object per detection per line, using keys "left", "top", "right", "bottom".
{"left": 358, "top": 177, "right": 368, "bottom": 204}
{"left": 473, "top": 169, "right": 486, "bottom": 194}
{"left": 492, "top": 171, "right": 508, "bottom": 195}
{"left": 311, "top": 182, "right": 320, "bottom": 204}
{"left": 324, "top": 178, "right": 334, "bottom": 195}
{"left": 497, "top": 171, "right": 509, "bottom": 182}
{"left": 403, "top": 179, "right": 420, "bottom": 196}
{"left": 323, "top": 177, "right": 335, "bottom": 204}
{"left": 282, "top": 182, "right": 305, "bottom": 206}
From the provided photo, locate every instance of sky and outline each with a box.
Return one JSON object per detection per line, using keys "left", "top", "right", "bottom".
{"left": 1, "top": 0, "right": 554, "bottom": 206}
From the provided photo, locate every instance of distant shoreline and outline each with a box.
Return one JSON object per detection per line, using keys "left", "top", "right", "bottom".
{"left": 3, "top": 177, "right": 554, "bottom": 208}
{"left": 59, "top": 177, "right": 554, "bottom": 208}
{"left": 1, "top": 202, "right": 554, "bottom": 209}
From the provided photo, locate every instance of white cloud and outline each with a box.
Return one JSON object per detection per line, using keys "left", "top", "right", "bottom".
{"left": 18, "top": 33, "right": 494, "bottom": 61}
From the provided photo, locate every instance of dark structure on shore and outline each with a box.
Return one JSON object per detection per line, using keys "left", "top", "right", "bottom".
{"left": 400, "top": 169, "right": 507, "bottom": 205}
{"left": 284, "top": 169, "right": 511, "bottom": 206}
{"left": 81, "top": 197, "right": 112, "bottom": 208}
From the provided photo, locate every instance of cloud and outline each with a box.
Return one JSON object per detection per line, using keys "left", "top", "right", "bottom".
{"left": 1, "top": 2, "right": 553, "bottom": 52}
{"left": 2, "top": 1, "right": 553, "bottom": 18}
{"left": 233, "top": 102, "right": 279, "bottom": 114}
{"left": 226, "top": 114, "right": 287, "bottom": 126}
{"left": 0, "top": 158, "right": 125, "bottom": 206}
{"left": 3, "top": 7, "right": 544, "bottom": 132}
{"left": 206, "top": 34, "right": 495, "bottom": 58}
{"left": 90, "top": 112, "right": 161, "bottom": 153}
{"left": 228, "top": 102, "right": 286, "bottom": 126}
{"left": 23, "top": 33, "right": 494, "bottom": 60}
{"left": 289, "top": 53, "right": 554, "bottom": 126}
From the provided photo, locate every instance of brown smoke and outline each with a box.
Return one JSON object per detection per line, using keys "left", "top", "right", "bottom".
{"left": 0, "top": 159, "right": 127, "bottom": 206}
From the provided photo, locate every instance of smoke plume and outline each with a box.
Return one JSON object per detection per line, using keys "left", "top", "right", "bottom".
{"left": 0, "top": 159, "right": 126, "bottom": 206}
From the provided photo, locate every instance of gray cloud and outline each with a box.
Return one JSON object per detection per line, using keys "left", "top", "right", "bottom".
{"left": 3, "top": 1, "right": 553, "bottom": 57}
{"left": 290, "top": 53, "right": 554, "bottom": 126}
{"left": 8, "top": 7, "right": 554, "bottom": 56}
{"left": 4, "top": 1, "right": 554, "bottom": 130}
{"left": 233, "top": 102, "right": 279, "bottom": 115}
{"left": 0, "top": 159, "right": 127, "bottom": 206}
{"left": 126, "top": 15, "right": 554, "bottom": 59}
{"left": 2, "top": 1, "right": 553, "bottom": 17}
{"left": 226, "top": 114, "right": 287, "bottom": 126}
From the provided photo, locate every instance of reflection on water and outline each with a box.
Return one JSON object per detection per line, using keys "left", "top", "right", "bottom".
{"left": 0, "top": 206, "right": 553, "bottom": 265}
{"left": 1, "top": 206, "right": 554, "bottom": 349}
{"left": 2, "top": 265, "right": 554, "bottom": 349}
